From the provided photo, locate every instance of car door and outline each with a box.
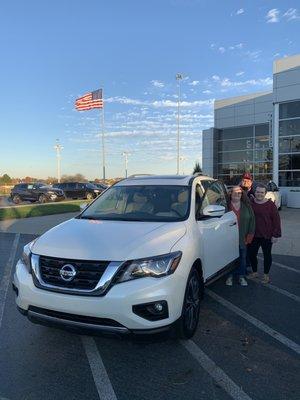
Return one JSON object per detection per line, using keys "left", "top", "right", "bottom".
{"left": 196, "top": 180, "right": 239, "bottom": 280}
{"left": 77, "top": 183, "right": 86, "bottom": 199}
{"left": 23, "top": 184, "right": 35, "bottom": 201}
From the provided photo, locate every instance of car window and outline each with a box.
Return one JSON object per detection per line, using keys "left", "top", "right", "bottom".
{"left": 199, "top": 181, "right": 228, "bottom": 217}
{"left": 79, "top": 185, "right": 191, "bottom": 222}
{"left": 27, "top": 184, "right": 34, "bottom": 189}
{"left": 267, "top": 181, "right": 278, "bottom": 192}
{"left": 77, "top": 183, "right": 85, "bottom": 189}
{"left": 67, "top": 183, "right": 77, "bottom": 189}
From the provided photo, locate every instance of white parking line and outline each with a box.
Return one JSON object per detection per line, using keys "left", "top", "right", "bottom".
{"left": 0, "top": 233, "right": 20, "bottom": 330}
{"left": 258, "top": 257, "right": 300, "bottom": 274}
{"left": 265, "top": 283, "right": 300, "bottom": 303}
{"left": 181, "top": 340, "right": 253, "bottom": 400}
{"left": 206, "top": 289, "right": 300, "bottom": 355}
{"left": 82, "top": 336, "right": 118, "bottom": 400}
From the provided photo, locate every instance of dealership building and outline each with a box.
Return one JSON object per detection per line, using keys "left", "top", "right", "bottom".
{"left": 202, "top": 54, "right": 300, "bottom": 202}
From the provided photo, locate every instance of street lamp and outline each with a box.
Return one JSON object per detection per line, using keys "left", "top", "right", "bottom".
{"left": 54, "top": 139, "right": 63, "bottom": 183}
{"left": 179, "top": 156, "right": 187, "bottom": 175}
{"left": 122, "top": 151, "right": 131, "bottom": 178}
{"left": 176, "top": 73, "right": 183, "bottom": 175}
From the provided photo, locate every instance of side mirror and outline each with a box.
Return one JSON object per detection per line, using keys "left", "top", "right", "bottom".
{"left": 202, "top": 205, "right": 225, "bottom": 217}
{"left": 80, "top": 203, "right": 88, "bottom": 211}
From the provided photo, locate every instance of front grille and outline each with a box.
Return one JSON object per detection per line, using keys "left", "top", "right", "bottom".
{"left": 39, "top": 256, "right": 109, "bottom": 290}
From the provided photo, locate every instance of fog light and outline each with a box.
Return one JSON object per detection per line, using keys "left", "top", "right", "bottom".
{"left": 132, "top": 300, "right": 168, "bottom": 321}
{"left": 153, "top": 303, "right": 163, "bottom": 312}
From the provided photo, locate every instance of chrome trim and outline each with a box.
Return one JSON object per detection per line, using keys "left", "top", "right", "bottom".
{"left": 28, "top": 310, "right": 129, "bottom": 334}
{"left": 31, "top": 254, "right": 123, "bottom": 296}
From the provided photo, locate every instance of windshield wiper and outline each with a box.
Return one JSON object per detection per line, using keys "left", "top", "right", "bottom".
{"left": 78, "top": 215, "right": 100, "bottom": 220}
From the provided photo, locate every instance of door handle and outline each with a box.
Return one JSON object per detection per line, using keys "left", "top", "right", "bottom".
{"left": 229, "top": 221, "right": 237, "bottom": 226}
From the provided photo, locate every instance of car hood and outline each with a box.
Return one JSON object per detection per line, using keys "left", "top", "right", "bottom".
{"left": 32, "top": 218, "right": 187, "bottom": 261}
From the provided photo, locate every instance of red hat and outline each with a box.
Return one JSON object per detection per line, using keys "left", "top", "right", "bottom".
{"left": 242, "top": 172, "right": 253, "bottom": 181}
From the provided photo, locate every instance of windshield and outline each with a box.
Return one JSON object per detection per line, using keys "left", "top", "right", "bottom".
{"left": 79, "top": 185, "right": 191, "bottom": 222}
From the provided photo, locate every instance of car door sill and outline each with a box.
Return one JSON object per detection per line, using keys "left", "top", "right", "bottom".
{"left": 205, "top": 258, "right": 238, "bottom": 285}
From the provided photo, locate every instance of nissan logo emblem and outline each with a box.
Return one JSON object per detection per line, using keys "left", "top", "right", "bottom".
{"left": 59, "top": 264, "right": 77, "bottom": 282}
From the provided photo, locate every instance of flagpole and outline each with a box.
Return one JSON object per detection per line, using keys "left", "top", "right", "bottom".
{"left": 101, "top": 89, "right": 106, "bottom": 182}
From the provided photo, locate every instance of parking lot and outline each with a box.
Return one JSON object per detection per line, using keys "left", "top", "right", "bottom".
{"left": 0, "top": 215, "right": 299, "bottom": 400}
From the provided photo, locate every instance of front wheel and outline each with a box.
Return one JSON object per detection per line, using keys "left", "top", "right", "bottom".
{"left": 12, "top": 195, "right": 21, "bottom": 204}
{"left": 174, "top": 267, "right": 203, "bottom": 339}
{"left": 86, "top": 192, "right": 94, "bottom": 201}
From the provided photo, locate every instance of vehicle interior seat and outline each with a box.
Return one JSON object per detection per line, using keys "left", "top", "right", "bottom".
{"left": 125, "top": 193, "right": 154, "bottom": 214}
{"left": 171, "top": 190, "right": 188, "bottom": 216}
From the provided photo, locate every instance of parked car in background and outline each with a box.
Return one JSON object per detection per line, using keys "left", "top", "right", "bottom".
{"left": 10, "top": 183, "right": 65, "bottom": 204}
{"left": 265, "top": 181, "right": 282, "bottom": 210}
{"left": 53, "top": 182, "right": 102, "bottom": 200}
{"left": 14, "top": 174, "right": 239, "bottom": 339}
{"left": 90, "top": 182, "right": 108, "bottom": 191}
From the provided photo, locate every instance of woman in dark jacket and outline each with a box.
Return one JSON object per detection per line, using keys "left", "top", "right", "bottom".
{"left": 226, "top": 186, "right": 255, "bottom": 286}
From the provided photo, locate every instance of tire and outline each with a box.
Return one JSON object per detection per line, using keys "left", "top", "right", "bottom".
{"left": 174, "top": 267, "right": 203, "bottom": 339}
{"left": 12, "top": 195, "right": 21, "bottom": 204}
{"left": 38, "top": 194, "right": 47, "bottom": 204}
{"left": 86, "top": 192, "right": 94, "bottom": 201}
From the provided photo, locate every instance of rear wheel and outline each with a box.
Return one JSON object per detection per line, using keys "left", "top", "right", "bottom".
{"left": 38, "top": 194, "right": 47, "bottom": 203}
{"left": 174, "top": 267, "right": 203, "bottom": 339}
{"left": 12, "top": 195, "right": 21, "bottom": 204}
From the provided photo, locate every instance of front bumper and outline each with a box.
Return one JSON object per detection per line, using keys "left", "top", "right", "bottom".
{"left": 13, "top": 259, "right": 186, "bottom": 333}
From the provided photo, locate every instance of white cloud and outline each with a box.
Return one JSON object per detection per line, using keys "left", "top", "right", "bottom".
{"left": 236, "top": 8, "right": 244, "bottom": 15}
{"left": 106, "top": 96, "right": 213, "bottom": 109}
{"left": 283, "top": 8, "right": 300, "bottom": 21}
{"left": 266, "top": 9, "right": 280, "bottom": 23}
{"left": 218, "top": 47, "right": 226, "bottom": 54}
{"left": 151, "top": 80, "right": 165, "bottom": 88}
{"left": 189, "top": 80, "right": 200, "bottom": 86}
{"left": 220, "top": 77, "right": 273, "bottom": 87}
{"left": 212, "top": 75, "right": 220, "bottom": 81}
{"left": 245, "top": 50, "right": 262, "bottom": 62}
{"left": 202, "top": 90, "right": 212, "bottom": 94}
{"left": 229, "top": 43, "right": 244, "bottom": 50}
{"left": 236, "top": 71, "right": 245, "bottom": 76}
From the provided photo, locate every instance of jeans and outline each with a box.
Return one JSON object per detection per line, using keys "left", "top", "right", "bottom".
{"left": 233, "top": 246, "right": 247, "bottom": 277}
{"left": 248, "top": 237, "right": 273, "bottom": 274}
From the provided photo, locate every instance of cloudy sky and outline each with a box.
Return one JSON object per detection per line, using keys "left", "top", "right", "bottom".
{"left": 1, "top": 0, "right": 300, "bottom": 179}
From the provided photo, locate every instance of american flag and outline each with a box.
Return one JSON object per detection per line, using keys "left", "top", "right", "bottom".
{"left": 75, "top": 89, "right": 103, "bottom": 111}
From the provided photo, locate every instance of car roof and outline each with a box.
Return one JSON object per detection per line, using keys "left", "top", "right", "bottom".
{"left": 114, "top": 174, "right": 214, "bottom": 187}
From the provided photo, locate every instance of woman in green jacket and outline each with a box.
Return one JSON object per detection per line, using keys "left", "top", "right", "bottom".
{"left": 226, "top": 186, "right": 255, "bottom": 287}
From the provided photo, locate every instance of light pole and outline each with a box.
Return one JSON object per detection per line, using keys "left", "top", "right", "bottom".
{"left": 54, "top": 139, "right": 63, "bottom": 183}
{"left": 122, "top": 152, "right": 131, "bottom": 178}
{"left": 176, "top": 73, "right": 183, "bottom": 175}
{"left": 180, "top": 156, "right": 187, "bottom": 175}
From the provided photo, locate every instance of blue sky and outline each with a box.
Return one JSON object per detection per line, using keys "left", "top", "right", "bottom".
{"left": 1, "top": 0, "right": 300, "bottom": 179}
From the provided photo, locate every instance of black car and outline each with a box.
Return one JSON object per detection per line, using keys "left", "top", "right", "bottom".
{"left": 10, "top": 183, "right": 65, "bottom": 204}
{"left": 52, "top": 182, "right": 102, "bottom": 200}
{"left": 90, "top": 182, "right": 108, "bottom": 191}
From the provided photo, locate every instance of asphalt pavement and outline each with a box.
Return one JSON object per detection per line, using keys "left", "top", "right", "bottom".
{"left": 0, "top": 227, "right": 299, "bottom": 399}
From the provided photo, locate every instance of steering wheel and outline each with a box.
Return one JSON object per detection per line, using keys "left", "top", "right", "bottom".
{"left": 171, "top": 208, "right": 182, "bottom": 217}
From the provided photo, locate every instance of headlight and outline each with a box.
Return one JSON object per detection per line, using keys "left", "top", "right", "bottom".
{"left": 115, "top": 251, "right": 182, "bottom": 283}
{"left": 47, "top": 191, "right": 55, "bottom": 194}
{"left": 20, "top": 240, "right": 36, "bottom": 272}
{"left": 94, "top": 190, "right": 100, "bottom": 193}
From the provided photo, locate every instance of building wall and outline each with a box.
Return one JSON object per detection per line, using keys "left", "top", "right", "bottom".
{"left": 202, "top": 54, "right": 300, "bottom": 193}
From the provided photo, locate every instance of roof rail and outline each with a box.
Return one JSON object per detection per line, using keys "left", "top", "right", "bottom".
{"left": 192, "top": 172, "right": 204, "bottom": 177}
{"left": 127, "top": 174, "right": 155, "bottom": 178}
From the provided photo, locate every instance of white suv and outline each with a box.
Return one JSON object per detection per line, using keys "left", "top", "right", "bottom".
{"left": 13, "top": 175, "right": 239, "bottom": 339}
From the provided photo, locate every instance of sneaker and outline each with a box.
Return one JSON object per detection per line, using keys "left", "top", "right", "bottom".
{"left": 239, "top": 277, "right": 248, "bottom": 286}
{"left": 261, "top": 274, "right": 270, "bottom": 284}
{"left": 225, "top": 276, "right": 233, "bottom": 286}
{"left": 248, "top": 272, "right": 258, "bottom": 279}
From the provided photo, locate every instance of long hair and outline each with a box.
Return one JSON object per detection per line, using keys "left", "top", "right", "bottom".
{"left": 229, "top": 186, "right": 251, "bottom": 208}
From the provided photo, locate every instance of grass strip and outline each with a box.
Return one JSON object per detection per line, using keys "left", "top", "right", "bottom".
{"left": 0, "top": 201, "right": 85, "bottom": 220}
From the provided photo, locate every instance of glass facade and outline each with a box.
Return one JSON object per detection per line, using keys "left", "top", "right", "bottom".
{"left": 279, "top": 100, "right": 300, "bottom": 187}
{"left": 217, "top": 124, "right": 273, "bottom": 185}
